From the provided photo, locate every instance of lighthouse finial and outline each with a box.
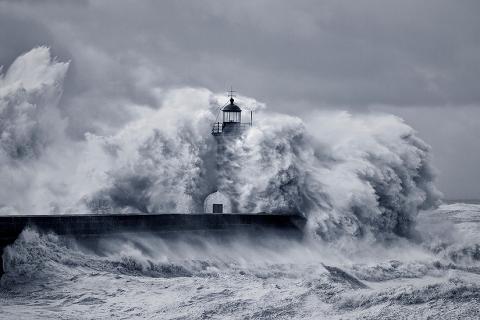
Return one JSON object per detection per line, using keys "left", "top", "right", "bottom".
{"left": 228, "top": 86, "right": 236, "bottom": 103}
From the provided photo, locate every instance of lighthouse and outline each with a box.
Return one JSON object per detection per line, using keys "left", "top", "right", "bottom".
{"left": 204, "top": 90, "right": 252, "bottom": 213}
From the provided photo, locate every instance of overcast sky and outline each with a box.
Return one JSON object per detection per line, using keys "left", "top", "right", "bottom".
{"left": 1, "top": 0, "right": 479, "bottom": 199}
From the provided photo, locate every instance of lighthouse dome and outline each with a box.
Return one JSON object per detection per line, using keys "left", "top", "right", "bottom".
{"left": 222, "top": 98, "right": 242, "bottom": 112}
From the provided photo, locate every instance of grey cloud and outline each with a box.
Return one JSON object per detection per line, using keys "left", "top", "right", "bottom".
{"left": 3, "top": 0, "right": 479, "bottom": 110}
{"left": 0, "top": 0, "right": 479, "bottom": 198}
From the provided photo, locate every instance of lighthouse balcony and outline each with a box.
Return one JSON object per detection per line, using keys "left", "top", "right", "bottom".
{"left": 211, "top": 122, "right": 252, "bottom": 136}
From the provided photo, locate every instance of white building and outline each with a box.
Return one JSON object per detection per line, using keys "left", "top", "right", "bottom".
{"left": 203, "top": 191, "right": 232, "bottom": 213}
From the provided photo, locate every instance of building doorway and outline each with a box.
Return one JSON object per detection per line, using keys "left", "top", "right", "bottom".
{"left": 212, "top": 204, "right": 223, "bottom": 213}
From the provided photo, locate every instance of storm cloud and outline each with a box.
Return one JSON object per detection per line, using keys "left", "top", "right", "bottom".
{"left": 0, "top": 0, "right": 479, "bottom": 198}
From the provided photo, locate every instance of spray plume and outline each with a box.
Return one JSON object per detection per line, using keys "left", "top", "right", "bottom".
{"left": 0, "top": 47, "right": 441, "bottom": 240}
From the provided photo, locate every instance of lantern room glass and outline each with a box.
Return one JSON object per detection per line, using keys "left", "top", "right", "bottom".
{"left": 223, "top": 111, "right": 241, "bottom": 123}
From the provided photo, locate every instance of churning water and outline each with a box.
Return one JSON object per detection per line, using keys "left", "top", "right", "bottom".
{"left": 1, "top": 203, "right": 480, "bottom": 319}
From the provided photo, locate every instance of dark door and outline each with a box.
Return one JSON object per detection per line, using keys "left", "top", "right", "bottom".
{"left": 213, "top": 204, "right": 223, "bottom": 213}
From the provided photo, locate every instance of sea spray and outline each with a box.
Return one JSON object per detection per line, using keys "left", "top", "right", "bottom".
{"left": 0, "top": 47, "right": 70, "bottom": 214}
{"left": 216, "top": 110, "right": 441, "bottom": 239}
{"left": 0, "top": 47, "right": 441, "bottom": 240}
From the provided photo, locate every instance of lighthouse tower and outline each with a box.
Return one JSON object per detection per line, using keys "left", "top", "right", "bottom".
{"left": 204, "top": 90, "right": 252, "bottom": 214}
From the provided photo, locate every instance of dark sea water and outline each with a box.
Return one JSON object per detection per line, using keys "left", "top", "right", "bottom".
{"left": 1, "top": 203, "right": 480, "bottom": 319}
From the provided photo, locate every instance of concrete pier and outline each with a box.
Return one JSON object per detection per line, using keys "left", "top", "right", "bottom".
{"left": 0, "top": 213, "right": 306, "bottom": 276}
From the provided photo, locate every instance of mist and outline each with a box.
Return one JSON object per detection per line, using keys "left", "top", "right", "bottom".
{"left": 0, "top": 47, "right": 441, "bottom": 242}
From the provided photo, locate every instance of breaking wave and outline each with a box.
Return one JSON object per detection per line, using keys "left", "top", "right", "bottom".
{"left": 0, "top": 227, "right": 329, "bottom": 286}
{"left": 0, "top": 47, "right": 441, "bottom": 241}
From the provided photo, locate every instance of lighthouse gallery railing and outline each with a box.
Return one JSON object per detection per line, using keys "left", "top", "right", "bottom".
{"left": 211, "top": 122, "right": 252, "bottom": 135}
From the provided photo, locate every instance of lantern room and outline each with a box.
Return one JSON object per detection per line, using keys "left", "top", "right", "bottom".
{"left": 211, "top": 91, "right": 252, "bottom": 136}
{"left": 222, "top": 97, "right": 242, "bottom": 123}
